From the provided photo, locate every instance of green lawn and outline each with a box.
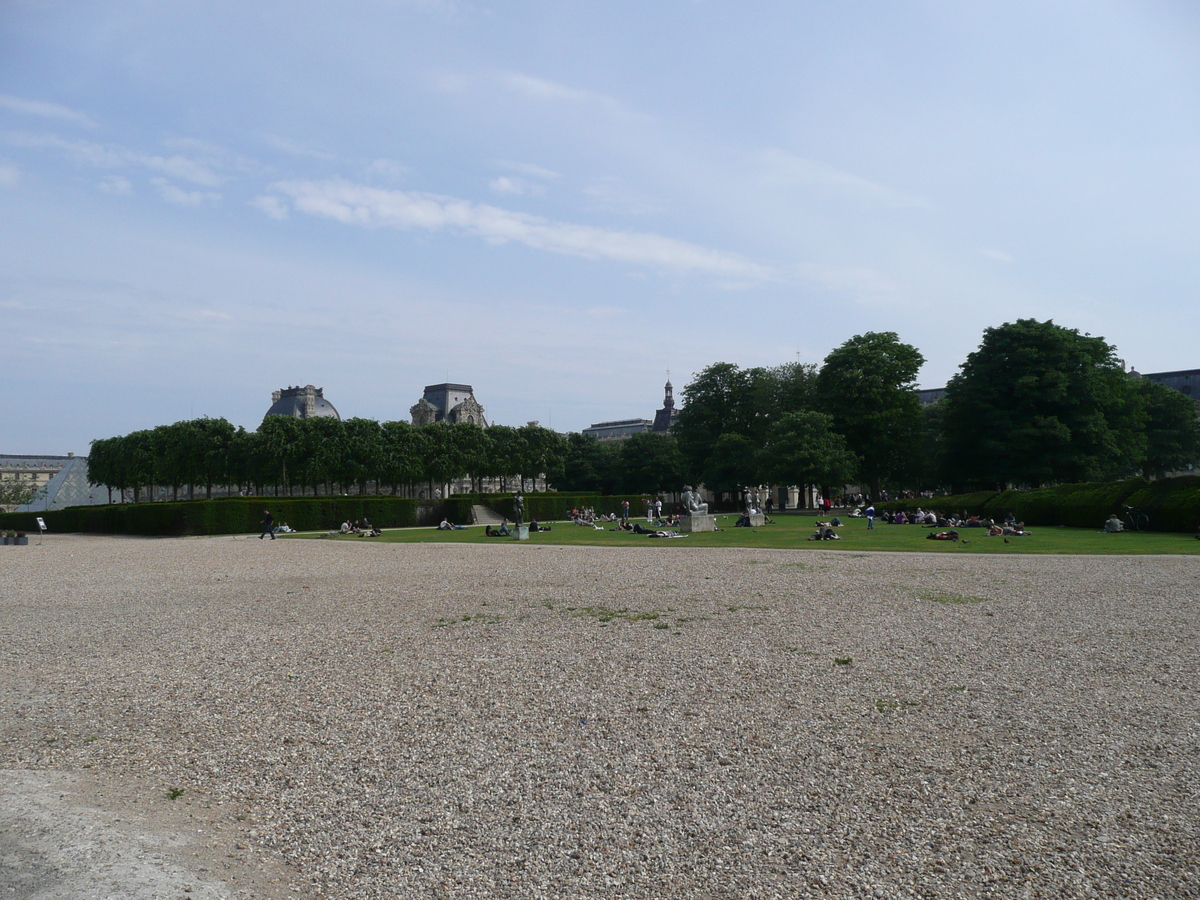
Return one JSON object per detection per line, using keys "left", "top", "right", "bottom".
{"left": 290, "top": 513, "right": 1200, "bottom": 555}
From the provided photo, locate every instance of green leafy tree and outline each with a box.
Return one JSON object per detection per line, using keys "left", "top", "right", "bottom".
{"left": 550, "top": 433, "right": 623, "bottom": 494}
{"left": 1135, "top": 378, "right": 1200, "bottom": 477}
{"left": 702, "top": 433, "right": 760, "bottom": 495}
{"left": 0, "top": 474, "right": 41, "bottom": 508}
{"left": 193, "top": 417, "right": 236, "bottom": 499}
{"left": 422, "top": 421, "right": 466, "bottom": 495}
{"left": 759, "top": 411, "right": 858, "bottom": 496}
{"left": 940, "top": 320, "right": 1137, "bottom": 488}
{"left": 816, "top": 332, "right": 924, "bottom": 498}
{"left": 673, "top": 363, "right": 758, "bottom": 479}
{"left": 380, "top": 420, "right": 426, "bottom": 495}
{"left": 298, "top": 416, "right": 348, "bottom": 494}
{"left": 618, "top": 432, "right": 686, "bottom": 495}
{"left": 484, "top": 424, "right": 522, "bottom": 492}
{"left": 342, "top": 417, "right": 385, "bottom": 494}
{"left": 257, "top": 415, "right": 306, "bottom": 493}
{"left": 516, "top": 424, "right": 566, "bottom": 492}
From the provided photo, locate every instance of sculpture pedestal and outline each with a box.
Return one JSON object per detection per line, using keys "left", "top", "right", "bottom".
{"left": 748, "top": 513, "right": 765, "bottom": 526}
{"left": 680, "top": 514, "right": 716, "bottom": 533}
{"left": 513, "top": 525, "right": 529, "bottom": 540}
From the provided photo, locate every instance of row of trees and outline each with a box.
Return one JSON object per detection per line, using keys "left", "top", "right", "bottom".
{"left": 667, "top": 321, "right": 1200, "bottom": 497}
{"left": 88, "top": 418, "right": 567, "bottom": 501}
{"left": 88, "top": 319, "right": 1200, "bottom": 504}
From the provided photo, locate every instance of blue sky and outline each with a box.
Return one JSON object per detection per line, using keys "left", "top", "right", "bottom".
{"left": 3, "top": 1, "right": 1199, "bottom": 454}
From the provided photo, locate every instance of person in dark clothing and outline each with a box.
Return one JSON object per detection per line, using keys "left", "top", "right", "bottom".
{"left": 259, "top": 509, "right": 275, "bottom": 540}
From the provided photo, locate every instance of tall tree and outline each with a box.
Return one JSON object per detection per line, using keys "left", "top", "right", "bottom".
{"left": 550, "top": 433, "right": 623, "bottom": 494}
{"left": 816, "top": 332, "right": 924, "bottom": 498}
{"left": 759, "top": 411, "right": 857, "bottom": 496}
{"left": 940, "top": 320, "right": 1136, "bottom": 488}
{"left": 702, "top": 433, "right": 760, "bottom": 495}
{"left": 1135, "top": 378, "right": 1200, "bottom": 478}
{"left": 673, "top": 363, "right": 758, "bottom": 479}
{"left": 618, "top": 432, "right": 686, "bottom": 495}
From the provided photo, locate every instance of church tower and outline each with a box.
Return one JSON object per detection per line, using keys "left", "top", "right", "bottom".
{"left": 652, "top": 376, "right": 676, "bottom": 432}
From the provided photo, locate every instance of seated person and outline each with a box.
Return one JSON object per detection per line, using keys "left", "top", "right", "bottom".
{"left": 894, "top": 511, "right": 908, "bottom": 525}
{"left": 1104, "top": 514, "right": 1123, "bottom": 533}
{"left": 829, "top": 516, "right": 841, "bottom": 526}
{"left": 438, "top": 518, "right": 452, "bottom": 530}
{"left": 498, "top": 518, "right": 510, "bottom": 536}
{"left": 986, "top": 524, "right": 1004, "bottom": 536}
{"left": 734, "top": 514, "right": 752, "bottom": 527}
{"left": 339, "top": 520, "right": 352, "bottom": 534}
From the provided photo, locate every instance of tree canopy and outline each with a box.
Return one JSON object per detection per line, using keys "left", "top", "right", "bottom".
{"left": 815, "top": 332, "right": 924, "bottom": 497}
{"left": 940, "top": 320, "right": 1138, "bottom": 488}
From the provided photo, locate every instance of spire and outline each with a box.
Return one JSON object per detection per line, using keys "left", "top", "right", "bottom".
{"left": 663, "top": 372, "right": 674, "bottom": 409}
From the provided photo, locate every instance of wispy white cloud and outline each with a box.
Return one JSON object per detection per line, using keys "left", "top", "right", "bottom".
{"left": 267, "top": 178, "right": 773, "bottom": 281}
{"left": 581, "top": 177, "right": 659, "bottom": 216}
{"left": 152, "top": 178, "right": 220, "bottom": 206}
{"left": 496, "top": 72, "right": 643, "bottom": 121}
{"left": 756, "top": 148, "right": 932, "bottom": 209}
{"left": 264, "top": 134, "right": 337, "bottom": 161}
{"left": 982, "top": 248, "right": 1014, "bottom": 263}
{"left": 0, "top": 94, "right": 95, "bottom": 128}
{"left": 98, "top": 175, "right": 132, "bottom": 195}
{"left": 0, "top": 159, "right": 19, "bottom": 189}
{"left": 251, "top": 195, "right": 289, "bottom": 219}
{"left": 364, "top": 158, "right": 408, "bottom": 180}
{"left": 489, "top": 175, "right": 543, "bottom": 196}
{"left": 796, "top": 261, "right": 901, "bottom": 301}
{"left": 3, "top": 131, "right": 227, "bottom": 186}
{"left": 495, "top": 160, "right": 562, "bottom": 181}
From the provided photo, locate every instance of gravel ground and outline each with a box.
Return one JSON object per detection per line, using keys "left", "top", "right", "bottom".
{"left": 2, "top": 535, "right": 1198, "bottom": 899}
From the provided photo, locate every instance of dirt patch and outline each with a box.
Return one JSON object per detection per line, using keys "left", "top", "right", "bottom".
{"left": 0, "top": 769, "right": 302, "bottom": 899}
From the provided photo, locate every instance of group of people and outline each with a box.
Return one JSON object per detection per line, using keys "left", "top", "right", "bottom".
{"left": 341, "top": 518, "right": 382, "bottom": 536}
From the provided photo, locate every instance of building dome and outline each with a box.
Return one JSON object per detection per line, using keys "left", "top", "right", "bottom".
{"left": 265, "top": 385, "right": 341, "bottom": 421}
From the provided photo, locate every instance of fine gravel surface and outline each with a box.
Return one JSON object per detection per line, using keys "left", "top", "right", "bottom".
{"left": 1, "top": 535, "right": 1198, "bottom": 899}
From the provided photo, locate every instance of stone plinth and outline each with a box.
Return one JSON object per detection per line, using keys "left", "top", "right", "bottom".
{"left": 680, "top": 514, "right": 716, "bottom": 533}
{"left": 748, "top": 513, "right": 765, "bottom": 526}
{"left": 513, "top": 525, "right": 530, "bottom": 540}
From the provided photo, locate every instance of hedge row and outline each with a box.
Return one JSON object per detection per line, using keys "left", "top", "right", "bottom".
{"left": 881, "top": 476, "right": 1200, "bottom": 532}
{"left": 443, "top": 492, "right": 665, "bottom": 525}
{"left": 0, "top": 497, "right": 420, "bottom": 536}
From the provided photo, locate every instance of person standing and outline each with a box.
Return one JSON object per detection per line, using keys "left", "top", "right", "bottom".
{"left": 621, "top": 499, "right": 630, "bottom": 523}
{"left": 259, "top": 509, "right": 276, "bottom": 540}
{"left": 654, "top": 498, "right": 662, "bottom": 520}
{"left": 865, "top": 504, "right": 875, "bottom": 530}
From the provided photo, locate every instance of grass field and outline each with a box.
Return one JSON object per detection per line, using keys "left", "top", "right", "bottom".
{"left": 293, "top": 512, "right": 1200, "bottom": 555}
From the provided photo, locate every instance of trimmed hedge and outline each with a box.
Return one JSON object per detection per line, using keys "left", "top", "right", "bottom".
{"left": 443, "top": 492, "right": 664, "bottom": 525}
{"left": 0, "top": 496, "right": 419, "bottom": 537}
{"left": 881, "top": 476, "right": 1200, "bottom": 532}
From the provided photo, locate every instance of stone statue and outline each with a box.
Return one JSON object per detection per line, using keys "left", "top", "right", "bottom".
{"left": 754, "top": 487, "right": 763, "bottom": 514}
{"left": 682, "top": 486, "right": 708, "bottom": 515}
{"left": 513, "top": 492, "right": 525, "bottom": 527}
{"left": 743, "top": 486, "right": 754, "bottom": 516}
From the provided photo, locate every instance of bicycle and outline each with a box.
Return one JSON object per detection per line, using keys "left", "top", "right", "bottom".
{"left": 1122, "top": 505, "right": 1149, "bottom": 533}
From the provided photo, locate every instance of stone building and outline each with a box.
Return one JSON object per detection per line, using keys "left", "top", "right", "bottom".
{"left": 583, "top": 378, "right": 676, "bottom": 441}
{"left": 410, "top": 383, "right": 487, "bottom": 427}
{"left": 264, "top": 385, "right": 341, "bottom": 421}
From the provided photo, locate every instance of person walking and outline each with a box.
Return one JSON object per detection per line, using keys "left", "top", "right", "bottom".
{"left": 865, "top": 504, "right": 875, "bottom": 530}
{"left": 259, "top": 509, "right": 276, "bottom": 540}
